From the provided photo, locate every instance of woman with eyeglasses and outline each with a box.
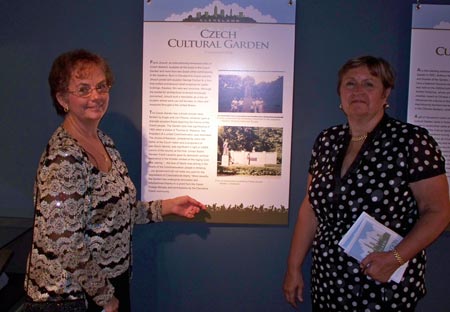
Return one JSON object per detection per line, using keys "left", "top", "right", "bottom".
{"left": 283, "top": 56, "right": 450, "bottom": 311}
{"left": 23, "top": 49, "right": 205, "bottom": 312}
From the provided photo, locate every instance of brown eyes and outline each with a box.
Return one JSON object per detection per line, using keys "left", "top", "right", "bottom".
{"left": 68, "top": 82, "right": 111, "bottom": 97}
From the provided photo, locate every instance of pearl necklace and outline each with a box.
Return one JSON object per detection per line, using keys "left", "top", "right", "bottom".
{"left": 351, "top": 134, "right": 368, "bottom": 142}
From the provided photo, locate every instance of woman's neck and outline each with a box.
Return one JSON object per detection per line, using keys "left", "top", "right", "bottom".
{"left": 62, "top": 115, "right": 111, "bottom": 172}
{"left": 63, "top": 115, "right": 99, "bottom": 140}
{"left": 348, "top": 112, "right": 384, "bottom": 137}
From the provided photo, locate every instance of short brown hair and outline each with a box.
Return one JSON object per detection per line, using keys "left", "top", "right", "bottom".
{"left": 337, "top": 56, "right": 395, "bottom": 96}
{"left": 48, "top": 49, "right": 114, "bottom": 116}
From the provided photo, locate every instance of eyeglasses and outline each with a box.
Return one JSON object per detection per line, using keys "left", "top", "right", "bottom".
{"left": 67, "top": 82, "right": 111, "bottom": 98}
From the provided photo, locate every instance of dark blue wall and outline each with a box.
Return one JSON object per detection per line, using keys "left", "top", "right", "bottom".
{"left": 1, "top": 1, "right": 448, "bottom": 311}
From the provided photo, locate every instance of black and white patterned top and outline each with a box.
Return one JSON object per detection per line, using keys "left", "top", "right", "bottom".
{"left": 308, "top": 114, "right": 446, "bottom": 311}
{"left": 25, "top": 126, "right": 163, "bottom": 306}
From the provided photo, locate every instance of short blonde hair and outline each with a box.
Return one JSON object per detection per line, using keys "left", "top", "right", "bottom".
{"left": 337, "top": 56, "right": 395, "bottom": 96}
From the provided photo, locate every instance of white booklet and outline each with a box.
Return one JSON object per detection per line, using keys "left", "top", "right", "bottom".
{"left": 338, "top": 212, "right": 408, "bottom": 283}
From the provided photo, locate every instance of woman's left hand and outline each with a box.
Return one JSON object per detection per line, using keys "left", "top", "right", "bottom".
{"left": 162, "top": 195, "right": 206, "bottom": 218}
{"left": 360, "top": 251, "right": 401, "bottom": 283}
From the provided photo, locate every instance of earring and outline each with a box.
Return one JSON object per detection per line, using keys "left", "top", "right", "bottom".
{"left": 384, "top": 103, "right": 390, "bottom": 109}
{"left": 339, "top": 104, "right": 343, "bottom": 110}
{"left": 64, "top": 106, "right": 69, "bottom": 113}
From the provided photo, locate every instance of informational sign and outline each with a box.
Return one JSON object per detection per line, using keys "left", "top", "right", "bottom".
{"left": 407, "top": 4, "right": 450, "bottom": 195}
{"left": 141, "top": 1, "right": 296, "bottom": 224}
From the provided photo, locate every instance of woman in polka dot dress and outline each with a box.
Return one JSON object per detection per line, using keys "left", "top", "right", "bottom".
{"left": 283, "top": 56, "right": 450, "bottom": 311}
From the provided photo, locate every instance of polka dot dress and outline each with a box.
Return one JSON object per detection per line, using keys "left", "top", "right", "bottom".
{"left": 307, "top": 114, "right": 446, "bottom": 311}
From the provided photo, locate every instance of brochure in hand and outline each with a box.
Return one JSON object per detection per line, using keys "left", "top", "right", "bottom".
{"left": 338, "top": 212, "right": 408, "bottom": 283}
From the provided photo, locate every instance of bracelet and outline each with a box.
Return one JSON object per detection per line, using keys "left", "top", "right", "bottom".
{"left": 392, "top": 248, "right": 405, "bottom": 266}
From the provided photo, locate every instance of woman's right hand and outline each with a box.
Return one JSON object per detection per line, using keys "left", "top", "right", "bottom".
{"left": 103, "top": 296, "right": 119, "bottom": 312}
{"left": 283, "top": 178, "right": 316, "bottom": 309}
{"left": 283, "top": 268, "right": 304, "bottom": 308}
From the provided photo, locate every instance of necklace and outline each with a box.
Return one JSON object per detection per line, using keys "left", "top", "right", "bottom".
{"left": 351, "top": 134, "right": 368, "bottom": 142}
{"left": 76, "top": 135, "right": 110, "bottom": 169}
{"left": 62, "top": 122, "right": 110, "bottom": 169}
{"left": 83, "top": 148, "right": 110, "bottom": 168}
